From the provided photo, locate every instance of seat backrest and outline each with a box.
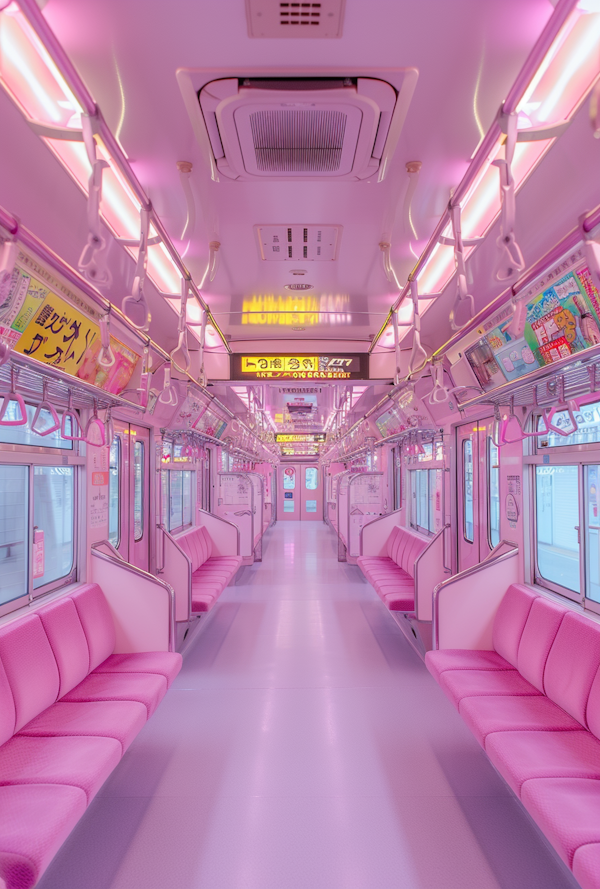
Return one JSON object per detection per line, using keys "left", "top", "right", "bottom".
{"left": 492, "top": 584, "right": 537, "bottom": 668}
{"left": 177, "top": 527, "right": 208, "bottom": 572}
{"left": 386, "top": 526, "right": 402, "bottom": 561}
{"left": 200, "top": 526, "right": 213, "bottom": 560}
{"left": 0, "top": 613, "right": 60, "bottom": 731}
{"left": 517, "top": 596, "right": 565, "bottom": 692}
{"left": 70, "top": 584, "right": 116, "bottom": 671}
{"left": 389, "top": 527, "right": 429, "bottom": 578}
{"left": 0, "top": 658, "right": 16, "bottom": 746}
{"left": 545, "top": 611, "right": 600, "bottom": 727}
{"left": 39, "top": 597, "right": 90, "bottom": 697}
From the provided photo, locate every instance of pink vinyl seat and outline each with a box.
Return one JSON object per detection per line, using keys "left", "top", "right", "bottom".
{"left": 357, "top": 525, "right": 429, "bottom": 612}
{"left": 176, "top": 525, "right": 242, "bottom": 613}
{"left": 425, "top": 583, "right": 600, "bottom": 887}
{"left": 0, "top": 583, "right": 182, "bottom": 889}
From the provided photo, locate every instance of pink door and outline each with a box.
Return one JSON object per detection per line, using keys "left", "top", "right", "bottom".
{"left": 279, "top": 464, "right": 323, "bottom": 521}
{"left": 456, "top": 417, "right": 498, "bottom": 571}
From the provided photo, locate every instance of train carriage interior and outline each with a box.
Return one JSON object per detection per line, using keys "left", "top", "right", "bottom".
{"left": 5, "top": 0, "right": 600, "bottom": 887}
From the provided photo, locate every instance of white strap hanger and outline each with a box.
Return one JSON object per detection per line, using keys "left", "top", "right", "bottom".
{"left": 122, "top": 207, "right": 152, "bottom": 331}
{"left": 78, "top": 115, "right": 112, "bottom": 287}
{"left": 493, "top": 111, "right": 525, "bottom": 282}
{"left": 448, "top": 203, "right": 475, "bottom": 330}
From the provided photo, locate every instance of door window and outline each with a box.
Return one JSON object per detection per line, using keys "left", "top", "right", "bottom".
{"left": 108, "top": 436, "right": 120, "bottom": 547}
{"left": 585, "top": 465, "right": 600, "bottom": 604}
{"left": 305, "top": 467, "right": 318, "bottom": 490}
{"left": 488, "top": 438, "right": 500, "bottom": 548}
{"left": 535, "top": 465, "right": 580, "bottom": 594}
{"left": 133, "top": 440, "right": 144, "bottom": 542}
{"left": 463, "top": 440, "right": 474, "bottom": 543}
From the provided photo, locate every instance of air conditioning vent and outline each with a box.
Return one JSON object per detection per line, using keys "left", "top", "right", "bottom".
{"left": 250, "top": 109, "right": 346, "bottom": 172}
{"left": 246, "top": 0, "right": 344, "bottom": 38}
{"left": 196, "top": 75, "right": 417, "bottom": 181}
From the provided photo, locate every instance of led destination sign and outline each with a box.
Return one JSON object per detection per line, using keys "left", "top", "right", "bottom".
{"left": 276, "top": 433, "right": 326, "bottom": 443}
{"left": 232, "top": 354, "right": 367, "bottom": 380}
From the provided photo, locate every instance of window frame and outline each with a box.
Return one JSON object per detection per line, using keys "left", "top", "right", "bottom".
{"left": 532, "top": 461, "right": 582, "bottom": 603}
{"left": 409, "top": 466, "right": 443, "bottom": 537}
{"left": 487, "top": 436, "right": 500, "bottom": 550}
{"left": 162, "top": 467, "right": 195, "bottom": 535}
{"left": 108, "top": 435, "right": 121, "bottom": 549}
{"left": 462, "top": 438, "right": 474, "bottom": 544}
{"left": 133, "top": 439, "right": 144, "bottom": 543}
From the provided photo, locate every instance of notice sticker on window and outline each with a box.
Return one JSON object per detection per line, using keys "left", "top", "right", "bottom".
{"left": 32, "top": 529, "right": 45, "bottom": 579}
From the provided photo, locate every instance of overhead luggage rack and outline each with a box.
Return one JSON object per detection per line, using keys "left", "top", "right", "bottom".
{"left": 454, "top": 341, "right": 600, "bottom": 412}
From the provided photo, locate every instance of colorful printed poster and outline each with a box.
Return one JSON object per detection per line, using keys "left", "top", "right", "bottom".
{"left": 465, "top": 264, "right": 600, "bottom": 391}
{"left": 14, "top": 290, "right": 139, "bottom": 395}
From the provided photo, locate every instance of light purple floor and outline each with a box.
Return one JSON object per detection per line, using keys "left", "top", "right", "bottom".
{"left": 38, "top": 522, "right": 579, "bottom": 889}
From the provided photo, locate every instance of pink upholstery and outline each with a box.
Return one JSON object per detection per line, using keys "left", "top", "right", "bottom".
{"left": 0, "top": 734, "right": 121, "bottom": 802}
{"left": 427, "top": 581, "right": 600, "bottom": 887}
{"left": 39, "top": 597, "right": 90, "bottom": 696}
{"left": 63, "top": 671, "right": 167, "bottom": 717}
{"left": 71, "top": 583, "right": 116, "bottom": 671}
{"left": 21, "top": 700, "right": 147, "bottom": 752}
{"left": 425, "top": 649, "right": 512, "bottom": 684}
{"left": 492, "top": 584, "right": 537, "bottom": 668}
{"left": 0, "top": 784, "right": 87, "bottom": 889}
{"left": 176, "top": 526, "right": 241, "bottom": 614}
{"left": 486, "top": 730, "right": 600, "bottom": 796}
{"left": 358, "top": 525, "right": 430, "bottom": 612}
{"left": 459, "top": 695, "right": 581, "bottom": 746}
{"left": 439, "top": 668, "right": 540, "bottom": 708}
{"left": 516, "top": 596, "right": 564, "bottom": 692}
{"left": 521, "top": 778, "right": 600, "bottom": 867}
{"left": 573, "top": 843, "right": 600, "bottom": 889}
{"left": 97, "top": 652, "right": 183, "bottom": 688}
{"left": 0, "top": 615, "right": 59, "bottom": 731}
{"left": 0, "top": 581, "right": 182, "bottom": 889}
{"left": 545, "top": 612, "right": 600, "bottom": 727}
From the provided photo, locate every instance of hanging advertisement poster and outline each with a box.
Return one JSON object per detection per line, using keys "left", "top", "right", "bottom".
{"left": 464, "top": 254, "right": 600, "bottom": 391}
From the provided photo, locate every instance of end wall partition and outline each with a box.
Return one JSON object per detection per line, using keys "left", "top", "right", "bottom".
{"left": 216, "top": 472, "right": 255, "bottom": 564}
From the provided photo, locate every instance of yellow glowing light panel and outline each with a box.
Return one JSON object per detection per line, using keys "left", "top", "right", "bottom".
{"left": 276, "top": 434, "right": 326, "bottom": 443}
{"left": 237, "top": 355, "right": 363, "bottom": 380}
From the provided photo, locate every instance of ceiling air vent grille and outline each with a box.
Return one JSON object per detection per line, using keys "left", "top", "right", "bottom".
{"left": 246, "top": 0, "right": 344, "bottom": 38}
{"left": 279, "top": 2, "right": 322, "bottom": 26}
{"left": 249, "top": 109, "right": 347, "bottom": 172}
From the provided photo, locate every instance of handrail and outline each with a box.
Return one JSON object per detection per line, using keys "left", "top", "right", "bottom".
{"left": 90, "top": 543, "right": 176, "bottom": 651}
{"left": 92, "top": 539, "right": 123, "bottom": 560}
{"left": 432, "top": 541, "right": 519, "bottom": 649}
{"left": 158, "top": 524, "right": 193, "bottom": 620}
{"left": 414, "top": 522, "right": 451, "bottom": 615}
{"left": 197, "top": 508, "right": 241, "bottom": 556}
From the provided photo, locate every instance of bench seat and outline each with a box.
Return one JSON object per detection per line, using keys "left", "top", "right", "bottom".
{"left": 177, "top": 526, "right": 242, "bottom": 613}
{"left": 0, "top": 582, "right": 182, "bottom": 889}
{"left": 426, "top": 583, "right": 600, "bottom": 887}
{"left": 357, "top": 525, "right": 429, "bottom": 612}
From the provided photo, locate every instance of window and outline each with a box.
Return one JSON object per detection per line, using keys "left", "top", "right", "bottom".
{"left": 108, "top": 437, "right": 120, "bottom": 547}
{"left": 537, "top": 400, "right": 600, "bottom": 448}
{"left": 0, "top": 465, "right": 28, "bottom": 607}
{"left": 32, "top": 466, "right": 75, "bottom": 592}
{"left": 283, "top": 468, "right": 296, "bottom": 490}
{"left": 393, "top": 447, "right": 402, "bottom": 510}
{"left": 0, "top": 403, "right": 73, "bottom": 449}
{"left": 133, "top": 440, "right": 144, "bottom": 541}
{"left": 488, "top": 438, "right": 500, "bottom": 548}
{"left": 410, "top": 468, "right": 442, "bottom": 535}
{"left": 463, "top": 440, "right": 474, "bottom": 543}
{"left": 305, "top": 467, "right": 318, "bottom": 490}
{"left": 164, "top": 469, "right": 194, "bottom": 533}
{"left": 585, "top": 465, "right": 600, "bottom": 604}
{"left": 535, "top": 465, "right": 580, "bottom": 594}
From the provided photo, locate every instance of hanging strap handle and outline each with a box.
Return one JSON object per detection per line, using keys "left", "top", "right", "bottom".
{"left": 122, "top": 207, "right": 152, "bottom": 331}
{"left": 84, "top": 399, "right": 106, "bottom": 447}
{"left": 98, "top": 309, "right": 115, "bottom": 368}
{"left": 170, "top": 278, "right": 191, "bottom": 373}
{"left": 428, "top": 359, "right": 450, "bottom": 404}
{"left": 493, "top": 112, "right": 525, "bottom": 282}
{"left": 407, "top": 279, "right": 428, "bottom": 376}
{"left": 78, "top": 115, "right": 112, "bottom": 287}
{"left": 159, "top": 363, "right": 178, "bottom": 406}
{"left": 0, "top": 366, "right": 27, "bottom": 426}
{"left": 61, "top": 393, "right": 85, "bottom": 441}
{"left": 31, "top": 380, "right": 61, "bottom": 436}
{"left": 449, "top": 204, "right": 475, "bottom": 330}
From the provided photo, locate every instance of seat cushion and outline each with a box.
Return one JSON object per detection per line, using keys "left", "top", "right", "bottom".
{"left": 0, "top": 734, "right": 121, "bottom": 803}
{"left": 459, "top": 694, "right": 581, "bottom": 747}
{"left": 96, "top": 652, "right": 182, "bottom": 688}
{"left": 0, "top": 783, "right": 87, "bottom": 889}
{"left": 0, "top": 614, "right": 60, "bottom": 731}
{"left": 425, "top": 649, "right": 512, "bottom": 684}
{"left": 492, "top": 584, "right": 537, "bottom": 668}
{"left": 20, "top": 700, "right": 147, "bottom": 753}
{"left": 439, "top": 669, "right": 541, "bottom": 709}
{"left": 191, "top": 595, "right": 217, "bottom": 613}
{"left": 62, "top": 671, "right": 167, "bottom": 718}
{"left": 521, "top": 777, "right": 600, "bottom": 867}
{"left": 486, "top": 730, "right": 600, "bottom": 796}
{"left": 573, "top": 843, "right": 600, "bottom": 889}
{"left": 382, "top": 591, "right": 415, "bottom": 612}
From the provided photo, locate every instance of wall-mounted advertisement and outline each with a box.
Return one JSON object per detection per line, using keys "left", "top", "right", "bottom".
{"left": 464, "top": 252, "right": 600, "bottom": 391}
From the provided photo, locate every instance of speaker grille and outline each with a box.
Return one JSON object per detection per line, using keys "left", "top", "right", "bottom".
{"left": 249, "top": 110, "right": 347, "bottom": 172}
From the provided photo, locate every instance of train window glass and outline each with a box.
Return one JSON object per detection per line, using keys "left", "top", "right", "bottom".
{"left": 488, "top": 438, "right": 500, "bottom": 548}
{"left": 32, "top": 466, "right": 74, "bottom": 592}
{"left": 463, "top": 440, "right": 474, "bottom": 543}
{"left": 169, "top": 470, "right": 183, "bottom": 531}
{"left": 305, "top": 467, "right": 318, "bottom": 490}
{"left": 0, "top": 465, "right": 28, "bottom": 606}
{"left": 283, "top": 468, "right": 296, "bottom": 490}
{"left": 108, "top": 437, "right": 120, "bottom": 547}
{"left": 183, "top": 470, "right": 193, "bottom": 526}
{"left": 585, "top": 465, "right": 600, "bottom": 603}
{"left": 410, "top": 469, "right": 439, "bottom": 534}
{"left": 0, "top": 403, "right": 73, "bottom": 449}
{"left": 393, "top": 448, "right": 402, "bottom": 510}
{"left": 133, "top": 440, "right": 144, "bottom": 542}
{"left": 535, "top": 465, "right": 580, "bottom": 594}
{"left": 417, "top": 442, "right": 433, "bottom": 462}
{"left": 537, "top": 400, "right": 600, "bottom": 448}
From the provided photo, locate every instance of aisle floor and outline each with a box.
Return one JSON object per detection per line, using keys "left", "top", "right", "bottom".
{"left": 39, "top": 522, "right": 578, "bottom": 889}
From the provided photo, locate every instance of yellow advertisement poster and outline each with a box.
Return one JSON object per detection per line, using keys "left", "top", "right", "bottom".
{"left": 15, "top": 291, "right": 139, "bottom": 395}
